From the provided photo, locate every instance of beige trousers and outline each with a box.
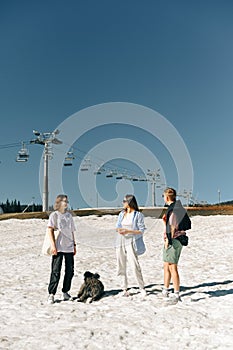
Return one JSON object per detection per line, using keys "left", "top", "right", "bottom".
{"left": 116, "top": 236, "right": 144, "bottom": 290}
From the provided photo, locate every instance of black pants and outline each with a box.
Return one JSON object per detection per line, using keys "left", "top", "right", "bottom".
{"left": 48, "top": 252, "right": 74, "bottom": 295}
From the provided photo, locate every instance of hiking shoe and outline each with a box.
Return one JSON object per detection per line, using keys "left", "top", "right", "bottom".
{"left": 47, "top": 294, "right": 55, "bottom": 304}
{"left": 63, "top": 292, "right": 73, "bottom": 301}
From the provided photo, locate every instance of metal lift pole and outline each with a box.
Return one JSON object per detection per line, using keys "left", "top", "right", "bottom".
{"left": 30, "top": 129, "right": 62, "bottom": 212}
{"left": 43, "top": 142, "right": 49, "bottom": 212}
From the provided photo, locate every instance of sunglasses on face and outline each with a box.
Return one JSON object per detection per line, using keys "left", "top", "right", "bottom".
{"left": 122, "top": 199, "right": 128, "bottom": 203}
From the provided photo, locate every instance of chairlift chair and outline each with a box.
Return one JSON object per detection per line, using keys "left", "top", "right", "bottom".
{"left": 64, "top": 150, "right": 75, "bottom": 167}
{"left": 122, "top": 175, "right": 130, "bottom": 180}
{"left": 80, "top": 158, "right": 91, "bottom": 171}
{"left": 93, "top": 165, "right": 102, "bottom": 175}
{"left": 139, "top": 177, "right": 147, "bottom": 182}
{"left": 106, "top": 171, "right": 113, "bottom": 178}
{"left": 64, "top": 159, "right": 73, "bottom": 166}
{"left": 16, "top": 143, "right": 29, "bottom": 162}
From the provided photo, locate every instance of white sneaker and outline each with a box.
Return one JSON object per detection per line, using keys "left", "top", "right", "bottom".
{"left": 63, "top": 292, "right": 73, "bottom": 301}
{"left": 120, "top": 290, "right": 130, "bottom": 297}
{"left": 169, "top": 293, "right": 182, "bottom": 302}
{"left": 162, "top": 289, "right": 169, "bottom": 299}
{"left": 47, "top": 294, "right": 55, "bottom": 304}
{"left": 140, "top": 289, "right": 147, "bottom": 298}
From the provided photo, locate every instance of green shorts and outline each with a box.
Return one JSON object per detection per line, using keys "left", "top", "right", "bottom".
{"left": 163, "top": 238, "right": 183, "bottom": 264}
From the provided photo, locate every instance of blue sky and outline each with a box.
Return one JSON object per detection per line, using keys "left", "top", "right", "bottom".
{"left": 0, "top": 0, "right": 233, "bottom": 208}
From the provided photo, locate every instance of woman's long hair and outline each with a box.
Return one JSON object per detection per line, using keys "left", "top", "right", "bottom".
{"left": 53, "top": 194, "right": 68, "bottom": 211}
{"left": 124, "top": 194, "right": 139, "bottom": 212}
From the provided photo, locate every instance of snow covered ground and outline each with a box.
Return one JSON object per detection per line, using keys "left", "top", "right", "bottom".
{"left": 0, "top": 215, "right": 233, "bottom": 349}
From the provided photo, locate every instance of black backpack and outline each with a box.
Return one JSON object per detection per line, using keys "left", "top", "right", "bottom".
{"left": 176, "top": 209, "right": 191, "bottom": 231}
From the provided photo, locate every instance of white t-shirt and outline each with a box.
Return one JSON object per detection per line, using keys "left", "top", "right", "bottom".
{"left": 121, "top": 212, "right": 134, "bottom": 238}
{"left": 48, "top": 211, "right": 76, "bottom": 253}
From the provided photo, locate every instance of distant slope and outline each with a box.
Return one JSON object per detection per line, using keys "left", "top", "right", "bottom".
{"left": 1, "top": 205, "right": 233, "bottom": 220}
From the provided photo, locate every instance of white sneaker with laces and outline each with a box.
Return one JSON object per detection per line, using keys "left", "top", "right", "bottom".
{"left": 47, "top": 294, "right": 55, "bottom": 304}
{"left": 63, "top": 292, "right": 73, "bottom": 301}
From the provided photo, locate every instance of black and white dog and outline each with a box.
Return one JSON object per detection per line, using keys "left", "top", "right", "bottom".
{"left": 77, "top": 271, "right": 104, "bottom": 303}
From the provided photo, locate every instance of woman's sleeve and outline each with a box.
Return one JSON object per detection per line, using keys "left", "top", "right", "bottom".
{"left": 71, "top": 215, "right": 76, "bottom": 232}
{"left": 47, "top": 212, "right": 55, "bottom": 228}
{"left": 116, "top": 211, "right": 123, "bottom": 228}
{"left": 136, "top": 212, "right": 146, "bottom": 233}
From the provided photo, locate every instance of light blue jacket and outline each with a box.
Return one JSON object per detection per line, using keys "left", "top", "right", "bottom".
{"left": 116, "top": 210, "right": 146, "bottom": 233}
{"left": 116, "top": 210, "right": 146, "bottom": 255}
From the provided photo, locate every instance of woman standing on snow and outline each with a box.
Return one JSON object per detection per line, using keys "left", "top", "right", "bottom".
{"left": 116, "top": 194, "right": 147, "bottom": 297}
{"left": 47, "top": 194, "right": 76, "bottom": 304}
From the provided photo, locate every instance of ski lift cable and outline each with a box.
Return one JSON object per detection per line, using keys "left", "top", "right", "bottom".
{"left": 1, "top": 139, "right": 144, "bottom": 178}
{"left": 54, "top": 141, "right": 149, "bottom": 180}
{"left": 1, "top": 139, "right": 159, "bottom": 182}
{"left": 60, "top": 141, "right": 147, "bottom": 179}
{"left": 9, "top": 138, "right": 141, "bottom": 178}
{"left": 51, "top": 141, "right": 137, "bottom": 176}
{"left": 0, "top": 141, "right": 31, "bottom": 150}
{"left": 59, "top": 144, "right": 161, "bottom": 184}
{"left": 58, "top": 141, "right": 138, "bottom": 173}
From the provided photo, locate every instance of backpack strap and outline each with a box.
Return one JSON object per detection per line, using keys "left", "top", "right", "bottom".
{"left": 165, "top": 202, "right": 175, "bottom": 245}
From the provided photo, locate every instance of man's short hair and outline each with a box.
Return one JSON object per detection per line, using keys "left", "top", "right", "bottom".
{"left": 164, "top": 187, "right": 176, "bottom": 201}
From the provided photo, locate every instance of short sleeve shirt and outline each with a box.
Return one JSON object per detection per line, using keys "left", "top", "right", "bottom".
{"left": 164, "top": 212, "right": 185, "bottom": 240}
{"left": 48, "top": 211, "right": 76, "bottom": 253}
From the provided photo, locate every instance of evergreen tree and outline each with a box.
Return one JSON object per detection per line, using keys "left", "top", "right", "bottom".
{"left": 6, "top": 199, "right": 10, "bottom": 213}
{"left": 17, "top": 200, "right": 21, "bottom": 212}
{"left": 13, "top": 199, "right": 17, "bottom": 212}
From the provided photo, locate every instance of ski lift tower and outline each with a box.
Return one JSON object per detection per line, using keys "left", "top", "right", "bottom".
{"left": 147, "top": 169, "right": 161, "bottom": 207}
{"left": 30, "top": 129, "right": 62, "bottom": 212}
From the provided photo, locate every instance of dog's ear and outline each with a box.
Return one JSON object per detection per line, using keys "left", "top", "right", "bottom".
{"left": 93, "top": 273, "right": 100, "bottom": 279}
{"left": 84, "top": 271, "right": 93, "bottom": 278}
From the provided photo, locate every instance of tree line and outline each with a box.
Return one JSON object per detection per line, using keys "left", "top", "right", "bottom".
{"left": 0, "top": 199, "right": 42, "bottom": 213}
